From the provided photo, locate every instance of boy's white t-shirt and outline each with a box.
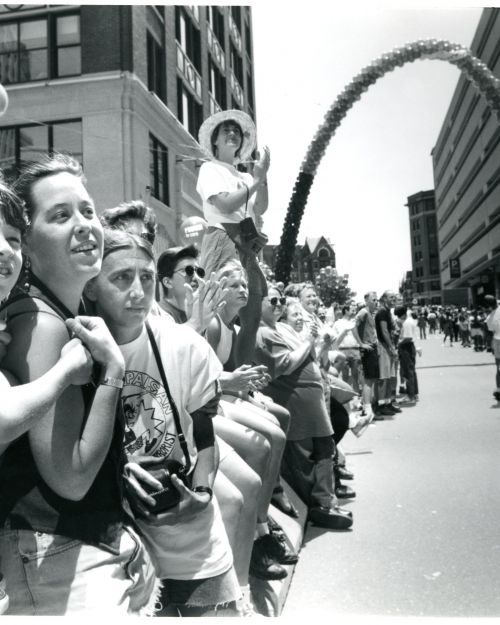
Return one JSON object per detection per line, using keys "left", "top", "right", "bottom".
{"left": 196, "top": 160, "right": 255, "bottom": 226}
{"left": 119, "top": 315, "right": 233, "bottom": 580}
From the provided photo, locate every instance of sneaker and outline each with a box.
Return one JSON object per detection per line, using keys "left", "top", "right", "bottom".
{"left": 351, "top": 413, "right": 372, "bottom": 438}
{"left": 236, "top": 588, "right": 264, "bottom": 617}
{"left": 260, "top": 531, "right": 299, "bottom": 565}
{"left": 249, "top": 536, "right": 288, "bottom": 580}
{"left": 389, "top": 403, "right": 402, "bottom": 413}
{"left": 308, "top": 505, "right": 353, "bottom": 530}
{"left": 0, "top": 575, "right": 8, "bottom": 616}
{"left": 398, "top": 395, "right": 416, "bottom": 406}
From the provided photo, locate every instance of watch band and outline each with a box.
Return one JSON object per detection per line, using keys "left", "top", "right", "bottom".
{"left": 192, "top": 486, "right": 213, "bottom": 500}
{"left": 100, "top": 376, "right": 124, "bottom": 389}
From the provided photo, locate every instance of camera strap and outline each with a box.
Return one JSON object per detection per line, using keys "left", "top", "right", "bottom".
{"left": 242, "top": 181, "right": 250, "bottom": 218}
{"left": 145, "top": 320, "right": 192, "bottom": 473}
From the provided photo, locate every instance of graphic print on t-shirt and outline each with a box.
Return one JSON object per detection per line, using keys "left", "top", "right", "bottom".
{"left": 121, "top": 369, "right": 177, "bottom": 458}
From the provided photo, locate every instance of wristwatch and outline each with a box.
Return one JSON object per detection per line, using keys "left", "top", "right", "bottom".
{"left": 192, "top": 486, "right": 213, "bottom": 501}
{"left": 100, "top": 375, "right": 124, "bottom": 389}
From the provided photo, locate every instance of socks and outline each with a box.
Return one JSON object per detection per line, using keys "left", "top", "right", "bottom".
{"left": 254, "top": 522, "right": 269, "bottom": 540}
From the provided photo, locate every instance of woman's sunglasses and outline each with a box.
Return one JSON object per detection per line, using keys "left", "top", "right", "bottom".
{"left": 269, "top": 296, "right": 287, "bottom": 307}
{"left": 139, "top": 232, "right": 155, "bottom": 245}
{"left": 175, "top": 265, "right": 206, "bottom": 279}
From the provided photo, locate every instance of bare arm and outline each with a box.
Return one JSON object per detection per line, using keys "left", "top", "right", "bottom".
{"left": 209, "top": 147, "right": 270, "bottom": 216}
{"left": 380, "top": 320, "right": 395, "bottom": 353}
{"left": 3, "top": 313, "right": 124, "bottom": 501}
{"left": 0, "top": 338, "right": 92, "bottom": 444}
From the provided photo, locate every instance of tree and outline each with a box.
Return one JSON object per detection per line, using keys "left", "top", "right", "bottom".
{"left": 314, "top": 266, "right": 356, "bottom": 307}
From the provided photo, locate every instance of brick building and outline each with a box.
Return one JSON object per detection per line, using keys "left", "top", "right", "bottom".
{"left": 0, "top": 4, "right": 256, "bottom": 253}
{"left": 432, "top": 7, "right": 500, "bottom": 305}
{"left": 405, "top": 190, "right": 442, "bottom": 305}
{"left": 263, "top": 236, "right": 336, "bottom": 283}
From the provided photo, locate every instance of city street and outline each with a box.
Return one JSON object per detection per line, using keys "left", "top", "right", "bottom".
{"left": 284, "top": 333, "right": 500, "bottom": 618}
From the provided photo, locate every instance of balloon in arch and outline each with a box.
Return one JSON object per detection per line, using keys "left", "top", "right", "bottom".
{"left": 274, "top": 39, "right": 500, "bottom": 285}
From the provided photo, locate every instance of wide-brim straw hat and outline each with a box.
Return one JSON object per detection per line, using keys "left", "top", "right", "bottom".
{"left": 198, "top": 109, "right": 256, "bottom": 163}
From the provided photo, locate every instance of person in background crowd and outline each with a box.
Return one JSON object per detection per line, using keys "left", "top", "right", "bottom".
{"left": 393, "top": 306, "right": 421, "bottom": 405}
{"left": 458, "top": 311, "right": 471, "bottom": 347}
{"left": 374, "top": 291, "right": 400, "bottom": 417}
{"left": 427, "top": 309, "right": 437, "bottom": 334}
{"left": 417, "top": 313, "right": 427, "bottom": 339}
{"left": 352, "top": 291, "right": 379, "bottom": 421}
{"left": 484, "top": 295, "right": 500, "bottom": 401}
{"left": 100, "top": 199, "right": 157, "bottom": 244}
{"left": 442, "top": 313, "right": 454, "bottom": 346}
{"left": 470, "top": 309, "right": 485, "bottom": 351}
{"left": 332, "top": 302, "right": 363, "bottom": 394}
{"left": 255, "top": 286, "right": 353, "bottom": 531}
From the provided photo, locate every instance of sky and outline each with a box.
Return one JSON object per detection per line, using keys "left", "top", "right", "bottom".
{"left": 250, "top": 2, "right": 483, "bottom": 299}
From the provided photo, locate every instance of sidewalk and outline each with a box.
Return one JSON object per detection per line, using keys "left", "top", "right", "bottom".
{"left": 282, "top": 333, "right": 500, "bottom": 617}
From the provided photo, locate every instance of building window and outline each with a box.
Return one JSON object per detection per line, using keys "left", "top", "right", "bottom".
{"left": 0, "top": 119, "right": 82, "bottom": 181}
{"left": 147, "top": 30, "right": 166, "bottom": 102}
{"left": 175, "top": 6, "right": 201, "bottom": 72}
{"left": 231, "top": 6, "right": 242, "bottom": 31}
{"left": 246, "top": 69, "right": 254, "bottom": 112}
{"left": 207, "top": 6, "right": 224, "bottom": 50}
{"left": 245, "top": 20, "right": 252, "bottom": 58}
{"left": 230, "top": 42, "right": 243, "bottom": 85}
{"left": 209, "top": 58, "right": 226, "bottom": 109}
{"left": 0, "top": 12, "right": 80, "bottom": 84}
{"left": 56, "top": 13, "right": 80, "bottom": 77}
{"left": 149, "top": 134, "right": 169, "bottom": 205}
{"left": 176, "top": 78, "right": 202, "bottom": 137}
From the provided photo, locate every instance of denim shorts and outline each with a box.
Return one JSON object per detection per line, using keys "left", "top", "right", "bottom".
{"left": 0, "top": 524, "right": 157, "bottom": 615}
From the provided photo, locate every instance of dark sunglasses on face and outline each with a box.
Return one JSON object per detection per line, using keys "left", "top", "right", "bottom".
{"left": 269, "top": 296, "right": 287, "bottom": 307}
{"left": 176, "top": 265, "right": 206, "bottom": 279}
{"left": 139, "top": 232, "right": 155, "bottom": 245}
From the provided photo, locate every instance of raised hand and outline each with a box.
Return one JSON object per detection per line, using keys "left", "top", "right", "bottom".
{"left": 253, "top": 146, "right": 271, "bottom": 183}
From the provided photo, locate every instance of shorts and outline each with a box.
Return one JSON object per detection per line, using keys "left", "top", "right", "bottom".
{"left": 0, "top": 525, "right": 157, "bottom": 616}
{"left": 159, "top": 566, "right": 239, "bottom": 608}
{"left": 378, "top": 344, "right": 396, "bottom": 379}
{"left": 493, "top": 338, "right": 500, "bottom": 359}
{"left": 360, "top": 345, "right": 379, "bottom": 380}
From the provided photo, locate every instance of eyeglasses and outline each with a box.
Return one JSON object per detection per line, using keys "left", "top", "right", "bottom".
{"left": 139, "top": 232, "right": 155, "bottom": 245}
{"left": 175, "top": 265, "right": 206, "bottom": 279}
{"left": 269, "top": 296, "right": 286, "bottom": 307}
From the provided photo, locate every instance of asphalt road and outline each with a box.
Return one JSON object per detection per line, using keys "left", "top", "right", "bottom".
{"left": 284, "top": 332, "right": 500, "bottom": 618}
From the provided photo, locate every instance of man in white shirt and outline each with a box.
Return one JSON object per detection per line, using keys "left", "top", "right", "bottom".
{"left": 484, "top": 295, "right": 500, "bottom": 400}
{"left": 393, "top": 306, "right": 421, "bottom": 404}
{"left": 333, "top": 303, "right": 362, "bottom": 393}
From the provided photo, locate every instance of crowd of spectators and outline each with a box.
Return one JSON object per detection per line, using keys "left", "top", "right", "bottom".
{"left": 0, "top": 108, "right": 498, "bottom": 617}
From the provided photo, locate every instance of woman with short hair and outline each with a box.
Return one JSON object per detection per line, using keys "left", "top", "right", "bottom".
{"left": 0, "top": 154, "right": 156, "bottom": 615}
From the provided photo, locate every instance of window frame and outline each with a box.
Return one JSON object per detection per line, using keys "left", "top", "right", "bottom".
{"left": 149, "top": 133, "right": 170, "bottom": 206}
{"left": 0, "top": 10, "right": 81, "bottom": 84}
{"left": 0, "top": 118, "right": 83, "bottom": 180}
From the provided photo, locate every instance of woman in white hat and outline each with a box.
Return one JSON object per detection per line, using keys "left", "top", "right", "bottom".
{"left": 196, "top": 110, "right": 270, "bottom": 292}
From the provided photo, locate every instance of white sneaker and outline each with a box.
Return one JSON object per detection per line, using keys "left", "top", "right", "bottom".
{"left": 236, "top": 588, "right": 264, "bottom": 617}
{"left": 0, "top": 575, "right": 9, "bottom": 615}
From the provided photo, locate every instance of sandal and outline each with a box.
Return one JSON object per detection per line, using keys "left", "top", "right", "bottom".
{"left": 271, "top": 486, "right": 299, "bottom": 518}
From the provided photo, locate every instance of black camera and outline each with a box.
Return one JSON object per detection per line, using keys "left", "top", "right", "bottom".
{"left": 143, "top": 458, "right": 189, "bottom": 514}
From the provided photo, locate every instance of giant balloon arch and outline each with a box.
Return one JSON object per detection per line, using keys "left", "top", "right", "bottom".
{"left": 274, "top": 39, "right": 500, "bottom": 285}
